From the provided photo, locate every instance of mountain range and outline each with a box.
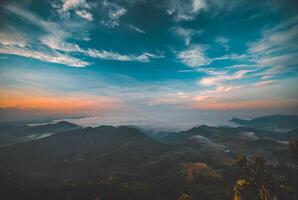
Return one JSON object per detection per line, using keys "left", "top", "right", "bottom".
{"left": 0, "top": 121, "right": 79, "bottom": 146}
{"left": 0, "top": 115, "right": 297, "bottom": 200}
{"left": 230, "top": 114, "right": 298, "bottom": 131}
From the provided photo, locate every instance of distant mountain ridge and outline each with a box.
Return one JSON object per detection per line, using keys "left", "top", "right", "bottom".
{"left": 230, "top": 114, "right": 298, "bottom": 131}
{"left": 161, "top": 124, "right": 291, "bottom": 155}
{"left": 0, "top": 121, "right": 79, "bottom": 146}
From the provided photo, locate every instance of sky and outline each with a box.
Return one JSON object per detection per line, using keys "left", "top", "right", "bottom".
{"left": 0, "top": 0, "right": 298, "bottom": 129}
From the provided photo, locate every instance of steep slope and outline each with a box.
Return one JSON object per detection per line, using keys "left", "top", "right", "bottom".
{"left": 0, "top": 125, "right": 170, "bottom": 183}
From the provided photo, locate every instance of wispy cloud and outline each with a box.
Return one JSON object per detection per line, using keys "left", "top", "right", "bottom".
{"left": 172, "top": 26, "right": 203, "bottom": 45}
{"left": 166, "top": 0, "right": 207, "bottom": 21}
{"left": 6, "top": 4, "right": 69, "bottom": 39}
{"left": 39, "top": 35, "right": 81, "bottom": 52}
{"left": 177, "top": 45, "right": 210, "bottom": 67}
{"left": 75, "top": 9, "right": 93, "bottom": 21}
{"left": 256, "top": 53, "right": 298, "bottom": 68}
{"left": 185, "top": 15, "right": 298, "bottom": 111}
{"left": 194, "top": 85, "right": 242, "bottom": 102}
{"left": 53, "top": 0, "right": 94, "bottom": 21}
{"left": 199, "top": 70, "right": 252, "bottom": 86}
{"left": 40, "top": 35, "right": 163, "bottom": 62}
{"left": 0, "top": 45, "right": 89, "bottom": 67}
{"left": 164, "top": 0, "right": 257, "bottom": 22}
{"left": 192, "top": 78, "right": 296, "bottom": 110}
{"left": 253, "top": 80, "right": 277, "bottom": 88}
{"left": 248, "top": 15, "right": 298, "bottom": 71}
{"left": 129, "top": 25, "right": 146, "bottom": 34}
{"left": 200, "top": 15, "right": 298, "bottom": 93}
{"left": 0, "top": 27, "right": 27, "bottom": 48}
{"left": 85, "top": 49, "right": 163, "bottom": 62}
{"left": 192, "top": 99, "right": 298, "bottom": 110}
{"left": 100, "top": 1, "right": 127, "bottom": 28}
{"left": 60, "top": 0, "right": 91, "bottom": 11}
{"left": 215, "top": 36, "right": 229, "bottom": 51}
{"left": 1, "top": 4, "right": 89, "bottom": 67}
{"left": 1, "top": 4, "right": 162, "bottom": 67}
{"left": 248, "top": 16, "right": 298, "bottom": 54}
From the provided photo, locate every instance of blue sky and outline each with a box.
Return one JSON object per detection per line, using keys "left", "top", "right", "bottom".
{"left": 0, "top": 0, "right": 297, "bottom": 128}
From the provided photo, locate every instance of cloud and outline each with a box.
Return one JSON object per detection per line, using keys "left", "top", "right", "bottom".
{"left": 215, "top": 37, "right": 229, "bottom": 50}
{"left": 129, "top": 25, "right": 146, "bottom": 34}
{"left": 177, "top": 45, "right": 210, "bottom": 67}
{"left": 143, "top": 72, "right": 296, "bottom": 111}
{"left": 75, "top": 9, "right": 93, "bottom": 21}
{"left": 192, "top": 79, "right": 296, "bottom": 110}
{"left": 5, "top": 4, "right": 78, "bottom": 48}
{"left": 85, "top": 49, "right": 163, "bottom": 62}
{"left": 203, "top": 16, "right": 298, "bottom": 91}
{"left": 172, "top": 26, "right": 203, "bottom": 45}
{"left": 54, "top": 0, "right": 94, "bottom": 21}
{"left": 0, "top": 45, "right": 89, "bottom": 67}
{"left": 39, "top": 35, "right": 81, "bottom": 52}
{"left": 194, "top": 85, "right": 242, "bottom": 101}
{"left": 248, "top": 15, "right": 298, "bottom": 71}
{"left": 248, "top": 17, "right": 298, "bottom": 54}
{"left": 256, "top": 53, "right": 298, "bottom": 68}
{"left": 192, "top": 75, "right": 298, "bottom": 111}
{"left": 253, "top": 80, "right": 276, "bottom": 88}
{"left": 1, "top": 4, "right": 90, "bottom": 67}
{"left": 61, "top": 0, "right": 91, "bottom": 11}
{"left": 166, "top": 0, "right": 207, "bottom": 21}
{"left": 214, "top": 53, "right": 251, "bottom": 61}
{"left": 165, "top": 0, "right": 285, "bottom": 22}
{"left": 145, "top": 91, "right": 193, "bottom": 106}
{"left": 39, "top": 35, "right": 163, "bottom": 62}
{"left": 209, "top": 16, "right": 298, "bottom": 87}
{"left": 0, "top": 28, "right": 27, "bottom": 48}
{"left": 109, "top": 6, "right": 126, "bottom": 19}
{"left": 5, "top": 4, "right": 69, "bottom": 40}
{"left": 193, "top": 0, "right": 207, "bottom": 12}
{"left": 199, "top": 70, "right": 252, "bottom": 86}
{"left": 192, "top": 99, "right": 298, "bottom": 110}
{"left": 176, "top": 67, "right": 226, "bottom": 76}
{"left": 165, "top": 0, "right": 256, "bottom": 22}
{"left": 1, "top": 4, "right": 162, "bottom": 66}
{"left": 100, "top": 1, "right": 127, "bottom": 28}
{"left": 54, "top": 0, "right": 130, "bottom": 26}
{"left": 91, "top": 51, "right": 163, "bottom": 62}
{"left": 258, "top": 65, "right": 290, "bottom": 78}
{"left": 239, "top": 15, "right": 298, "bottom": 82}
{"left": 0, "top": 27, "right": 91, "bottom": 68}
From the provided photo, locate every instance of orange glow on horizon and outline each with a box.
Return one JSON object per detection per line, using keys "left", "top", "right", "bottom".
{"left": 0, "top": 90, "right": 123, "bottom": 114}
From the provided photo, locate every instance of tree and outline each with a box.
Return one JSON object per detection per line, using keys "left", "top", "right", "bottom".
{"left": 232, "top": 155, "right": 277, "bottom": 200}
